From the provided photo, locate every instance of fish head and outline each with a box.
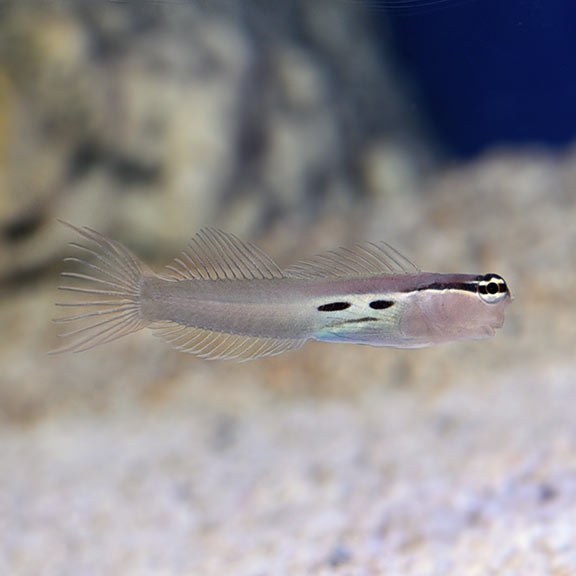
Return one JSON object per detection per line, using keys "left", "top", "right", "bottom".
{"left": 400, "top": 273, "right": 512, "bottom": 345}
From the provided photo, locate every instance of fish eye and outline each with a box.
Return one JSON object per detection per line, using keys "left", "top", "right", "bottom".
{"left": 478, "top": 274, "right": 509, "bottom": 304}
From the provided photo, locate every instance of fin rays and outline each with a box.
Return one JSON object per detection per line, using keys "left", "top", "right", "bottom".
{"left": 285, "top": 241, "right": 419, "bottom": 279}
{"left": 152, "top": 321, "right": 305, "bottom": 361}
{"left": 51, "top": 221, "right": 149, "bottom": 354}
{"left": 164, "top": 228, "right": 284, "bottom": 281}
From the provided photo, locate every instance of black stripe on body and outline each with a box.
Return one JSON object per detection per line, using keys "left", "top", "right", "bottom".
{"left": 317, "top": 302, "right": 351, "bottom": 312}
{"left": 413, "top": 280, "right": 480, "bottom": 293}
{"left": 337, "top": 316, "right": 379, "bottom": 325}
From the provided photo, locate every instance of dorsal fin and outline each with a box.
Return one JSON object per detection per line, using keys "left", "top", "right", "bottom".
{"left": 164, "top": 228, "right": 284, "bottom": 281}
{"left": 284, "top": 241, "right": 419, "bottom": 279}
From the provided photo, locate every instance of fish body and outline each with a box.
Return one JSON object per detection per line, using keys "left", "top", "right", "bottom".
{"left": 53, "top": 222, "right": 511, "bottom": 360}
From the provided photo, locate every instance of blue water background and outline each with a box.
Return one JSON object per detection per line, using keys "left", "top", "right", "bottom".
{"left": 384, "top": 0, "right": 576, "bottom": 157}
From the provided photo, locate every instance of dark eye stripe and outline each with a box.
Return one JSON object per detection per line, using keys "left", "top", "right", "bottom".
{"left": 317, "top": 302, "right": 351, "bottom": 312}
{"left": 369, "top": 300, "right": 394, "bottom": 310}
{"left": 415, "top": 282, "right": 477, "bottom": 293}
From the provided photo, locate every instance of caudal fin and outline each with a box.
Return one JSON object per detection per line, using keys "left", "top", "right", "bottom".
{"left": 51, "top": 221, "right": 151, "bottom": 353}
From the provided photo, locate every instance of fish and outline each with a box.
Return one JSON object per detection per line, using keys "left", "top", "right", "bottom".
{"left": 52, "top": 221, "right": 512, "bottom": 360}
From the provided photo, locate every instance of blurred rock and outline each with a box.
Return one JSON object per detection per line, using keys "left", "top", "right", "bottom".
{"left": 0, "top": 0, "right": 430, "bottom": 280}
{"left": 0, "top": 2, "right": 97, "bottom": 278}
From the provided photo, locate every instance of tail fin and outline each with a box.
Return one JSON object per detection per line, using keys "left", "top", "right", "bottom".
{"left": 51, "top": 221, "right": 151, "bottom": 353}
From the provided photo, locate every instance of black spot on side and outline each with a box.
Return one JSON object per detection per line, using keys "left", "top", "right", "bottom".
{"left": 317, "top": 302, "right": 351, "bottom": 312}
{"left": 369, "top": 300, "right": 394, "bottom": 310}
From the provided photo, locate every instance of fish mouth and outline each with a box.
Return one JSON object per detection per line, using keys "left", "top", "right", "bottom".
{"left": 484, "top": 326, "right": 496, "bottom": 337}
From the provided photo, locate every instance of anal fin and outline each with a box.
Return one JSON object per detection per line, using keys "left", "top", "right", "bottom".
{"left": 152, "top": 322, "right": 305, "bottom": 361}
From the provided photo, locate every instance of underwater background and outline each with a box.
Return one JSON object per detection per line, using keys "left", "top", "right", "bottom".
{"left": 1, "top": 1, "right": 575, "bottom": 574}
{"left": 387, "top": 0, "right": 576, "bottom": 156}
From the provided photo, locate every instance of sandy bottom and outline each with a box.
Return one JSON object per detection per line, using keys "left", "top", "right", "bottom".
{"left": 1, "top": 341, "right": 575, "bottom": 575}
